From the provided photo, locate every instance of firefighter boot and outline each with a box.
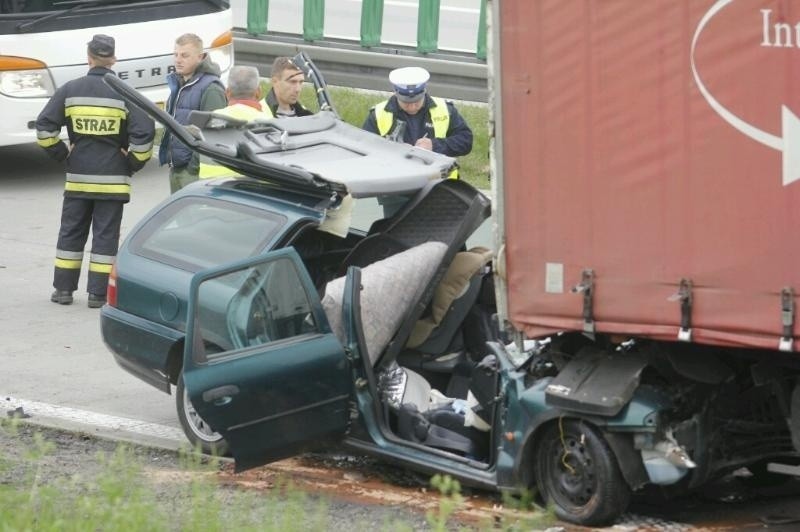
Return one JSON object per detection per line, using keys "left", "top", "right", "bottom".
{"left": 51, "top": 290, "right": 74, "bottom": 305}
{"left": 87, "top": 293, "right": 106, "bottom": 309}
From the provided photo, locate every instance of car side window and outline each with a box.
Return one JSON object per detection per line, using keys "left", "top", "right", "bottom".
{"left": 195, "top": 257, "right": 319, "bottom": 360}
{"left": 130, "top": 197, "right": 286, "bottom": 272}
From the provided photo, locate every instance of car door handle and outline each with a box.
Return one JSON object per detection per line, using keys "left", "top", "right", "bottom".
{"left": 202, "top": 385, "right": 240, "bottom": 405}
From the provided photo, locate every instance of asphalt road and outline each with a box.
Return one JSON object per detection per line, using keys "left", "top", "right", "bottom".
{"left": 0, "top": 145, "right": 178, "bottom": 428}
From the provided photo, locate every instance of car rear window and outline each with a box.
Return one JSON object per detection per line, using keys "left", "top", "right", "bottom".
{"left": 129, "top": 197, "right": 285, "bottom": 271}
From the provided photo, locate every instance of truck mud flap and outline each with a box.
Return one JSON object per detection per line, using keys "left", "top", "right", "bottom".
{"left": 545, "top": 347, "right": 647, "bottom": 416}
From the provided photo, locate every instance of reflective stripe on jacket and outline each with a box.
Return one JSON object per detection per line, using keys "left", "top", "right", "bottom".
{"left": 199, "top": 104, "right": 274, "bottom": 179}
{"left": 35, "top": 66, "right": 155, "bottom": 202}
{"left": 374, "top": 96, "right": 450, "bottom": 138}
{"left": 373, "top": 96, "right": 457, "bottom": 178}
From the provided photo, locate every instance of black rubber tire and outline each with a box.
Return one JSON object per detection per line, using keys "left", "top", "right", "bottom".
{"left": 534, "top": 419, "right": 631, "bottom": 526}
{"left": 176, "top": 373, "right": 230, "bottom": 456}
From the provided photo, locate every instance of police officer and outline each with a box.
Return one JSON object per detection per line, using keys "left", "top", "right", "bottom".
{"left": 363, "top": 66, "right": 473, "bottom": 166}
{"left": 36, "top": 34, "right": 155, "bottom": 308}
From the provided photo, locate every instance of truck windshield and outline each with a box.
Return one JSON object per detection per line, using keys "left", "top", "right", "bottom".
{"left": 0, "top": 0, "right": 229, "bottom": 33}
{"left": 13, "top": 0, "right": 127, "bottom": 33}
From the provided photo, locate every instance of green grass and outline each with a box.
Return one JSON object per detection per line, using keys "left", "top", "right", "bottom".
{"left": 1, "top": 420, "right": 558, "bottom": 531}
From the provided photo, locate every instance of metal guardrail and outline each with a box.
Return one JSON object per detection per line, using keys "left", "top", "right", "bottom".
{"left": 233, "top": 30, "right": 489, "bottom": 103}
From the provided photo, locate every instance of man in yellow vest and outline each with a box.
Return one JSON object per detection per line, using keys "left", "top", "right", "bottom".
{"left": 363, "top": 66, "right": 473, "bottom": 163}
{"left": 198, "top": 65, "right": 273, "bottom": 179}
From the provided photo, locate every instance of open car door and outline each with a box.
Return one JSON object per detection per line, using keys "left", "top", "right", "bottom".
{"left": 182, "top": 248, "right": 352, "bottom": 470}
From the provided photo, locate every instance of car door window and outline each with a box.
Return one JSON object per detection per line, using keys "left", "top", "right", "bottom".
{"left": 194, "top": 257, "right": 318, "bottom": 360}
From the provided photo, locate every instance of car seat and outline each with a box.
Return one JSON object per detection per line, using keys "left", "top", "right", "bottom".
{"left": 398, "top": 246, "right": 493, "bottom": 376}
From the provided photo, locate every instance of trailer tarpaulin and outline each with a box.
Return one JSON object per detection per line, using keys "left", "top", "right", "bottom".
{"left": 499, "top": 0, "right": 800, "bottom": 350}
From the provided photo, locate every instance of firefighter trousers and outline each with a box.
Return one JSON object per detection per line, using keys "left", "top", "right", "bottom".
{"left": 54, "top": 197, "right": 123, "bottom": 296}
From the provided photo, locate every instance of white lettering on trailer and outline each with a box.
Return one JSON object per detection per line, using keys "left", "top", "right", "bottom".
{"left": 691, "top": 0, "right": 800, "bottom": 187}
{"left": 761, "top": 9, "right": 800, "bottom": 48}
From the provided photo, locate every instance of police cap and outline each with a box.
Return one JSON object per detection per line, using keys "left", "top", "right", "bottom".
{"left": 389, "top": 67, "right": 429, "bottom": 103}
{"left": 87, "top": 34, "right": 115, "bottom": 58}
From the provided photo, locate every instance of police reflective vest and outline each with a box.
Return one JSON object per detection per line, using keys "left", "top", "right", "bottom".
{"left": 35, "top": 66, "right": 154, "bottom": 202}
{"left": 374, "top": 96, "right": 458, "bottom": 179}
{"left": 198, "top": 103, "right": 274, "bottom": 179}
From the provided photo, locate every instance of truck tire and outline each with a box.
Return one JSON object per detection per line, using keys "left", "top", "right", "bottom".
{"left": 176, "top": 372, "right": 230, "bottom": 456}
{"left": 534, "top": 419, "right": 631, "bottom": 526}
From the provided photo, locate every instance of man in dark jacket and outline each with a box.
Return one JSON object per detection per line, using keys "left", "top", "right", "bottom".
{"left": 36, "top": 34, "right": 155, "bottom": 307}
{"left": 158, "top": 33, "right": 227, "bottom": 193}
{"left": 259, "top": 56, "right": 313, "bottom": 118}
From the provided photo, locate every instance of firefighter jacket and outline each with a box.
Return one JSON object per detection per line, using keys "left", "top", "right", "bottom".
{"left": 35, "top": 66, "right": 155, "bottom": 203}
{"left": 198, "top": 102, "right": 273, "bottom": 179}
{"left": 158, "top": 57, "right": 226, "bottom": 169}
{"left": 260, "top": 88, "right": 313, "bottom": 118}
{"left": 363, "top": 94, "right": 473, "bottom": 157}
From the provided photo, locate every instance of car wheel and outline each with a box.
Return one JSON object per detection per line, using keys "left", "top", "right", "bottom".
{"left": 176, "top": 372, "right": 230, "bottom": 456}
{"left": 534, "top": 419, "right": 631, "bottom": 526}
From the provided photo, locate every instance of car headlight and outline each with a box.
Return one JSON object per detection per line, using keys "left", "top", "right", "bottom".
{"left": 0, "top": 57, "right": 55, "bottom": 98}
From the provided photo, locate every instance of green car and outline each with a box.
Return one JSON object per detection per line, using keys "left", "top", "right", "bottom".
{"left": 101, "top": 63, "right": 693, "bottom": 527}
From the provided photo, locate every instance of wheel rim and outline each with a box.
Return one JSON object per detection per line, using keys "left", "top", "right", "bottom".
{"left": 182, "top": 387, "right": 223, "bottom": 443}
{"left": 546, "top": 434, "right": 597, "bottom": 509}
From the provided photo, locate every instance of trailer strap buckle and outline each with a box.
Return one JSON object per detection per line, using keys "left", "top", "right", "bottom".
{"left": 668, "top": 278, "right": 693, "bottom": 342}
{"left": 572, "top": 269, "right": 595, "bottom": 340}
{"left": 780, "top": 287, "right": 795, "bottom": 352}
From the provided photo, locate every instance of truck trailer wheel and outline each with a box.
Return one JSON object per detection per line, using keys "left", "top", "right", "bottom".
{"left": 176, "top": 373, "right": 230, "bottom": 456}
{"left": 534, "top": 419, "right": 630, "bottom": 526}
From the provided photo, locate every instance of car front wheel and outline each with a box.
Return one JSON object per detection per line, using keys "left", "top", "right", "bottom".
{"left": 534, "top": 419, "right": 630, "bottom": 526}
{"left": 176, "top": 372, "right": 230, "bottom": 456}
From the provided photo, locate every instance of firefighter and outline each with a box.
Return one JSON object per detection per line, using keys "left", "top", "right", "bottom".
{"left": 36, "top": 34, "right": 155, "bottom": 308}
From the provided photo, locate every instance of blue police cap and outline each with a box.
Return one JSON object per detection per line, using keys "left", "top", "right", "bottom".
{"left": 389, "top": 67, "right": 429, "bottom": 103}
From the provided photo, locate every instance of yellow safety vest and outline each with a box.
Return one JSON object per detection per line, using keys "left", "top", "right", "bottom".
{"left": 199, "top": 104, "right": 273, "bottom": 179}
{"left": 374, "top": 97, "right": 458, "bottom": 179}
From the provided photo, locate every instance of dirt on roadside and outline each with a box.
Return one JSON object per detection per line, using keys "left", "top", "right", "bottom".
{"left": 0, "top": 421, "right": 546, "bottom": 531}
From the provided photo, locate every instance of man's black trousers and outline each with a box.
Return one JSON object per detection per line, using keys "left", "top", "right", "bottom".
{"left": 54, "top": 197, "right": 123, "bottom": 296}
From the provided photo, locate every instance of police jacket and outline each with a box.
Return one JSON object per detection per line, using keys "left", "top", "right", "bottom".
{"left": 362, "top": 94, "right": 473, "bottom": 157}
{"left": 35, "top": 66, "right": 155, "bottom": 203}
{"left": 158, "top": 57, "right": 226, "bottom": 169}
{"left": 261, "top": 88, "right": 313, "bottom": 118}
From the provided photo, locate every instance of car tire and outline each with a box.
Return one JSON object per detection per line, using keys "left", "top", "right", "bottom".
{"left": 176, "top": 372, "right": 230, "bottom": 456}
{"left": 534, "top": 419, "right": 631, "bottom": 526}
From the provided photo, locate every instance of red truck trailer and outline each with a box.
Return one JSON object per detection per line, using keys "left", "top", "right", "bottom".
{"left": 491, "top": 0, "right": 800, "bottom": 522}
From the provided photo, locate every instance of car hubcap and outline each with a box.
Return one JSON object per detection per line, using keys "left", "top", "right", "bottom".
{"left": 183, "top": 388, "right": 223, "bottom": 443}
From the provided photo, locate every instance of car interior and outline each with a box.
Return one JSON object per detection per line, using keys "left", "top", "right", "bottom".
{"left": 296, "top": 179, "right": 501, "bottom": 463}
